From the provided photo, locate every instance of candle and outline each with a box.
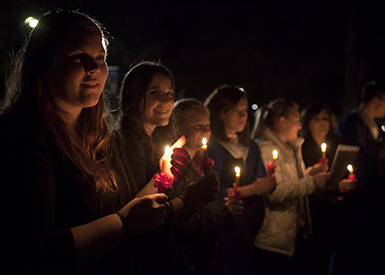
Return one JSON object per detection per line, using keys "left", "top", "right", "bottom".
{"left": 235, "top": 166, "right": 241, "bottom": 188}
{"left": 347, "top": 164, "right": 354, "bottom": 174}
{"left": 161, "top": 145, "right": 170, "bottom": 173}
{"left": 202, "top": 138, "right": 207, "bottom": 157}
{"left": 321, "top": 143, "right": 327, "bottom": 158}
{"left": 272, "top": 149, "right": 278, "bottom": 163}
{"left": 347, "top": 164, "right": 356, "bottom": 181}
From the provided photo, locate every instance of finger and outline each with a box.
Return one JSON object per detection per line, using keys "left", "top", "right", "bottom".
{"left": 172, "top": 147, "right": 189, "bottom": 158}
{"left": 170, "top": 157, "right": 189, "bottom": 172}
{"left": 154, "top": 193, "right": 168, "bottom": 204}
{"left": 170, "top": 166, "right": 184, "bottom": 181}
{"left": 170, "top": 135, "right": 187, "bottom": 151}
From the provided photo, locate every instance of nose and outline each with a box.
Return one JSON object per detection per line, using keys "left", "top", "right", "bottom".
{"left": 159, "top": 94, "right": 173, "bottom": 103}
{"left": 84, "top": 56, "right": 100, "bottom": 75}
{"left": 239, "top": 110, "right": 247, "bottom": 118}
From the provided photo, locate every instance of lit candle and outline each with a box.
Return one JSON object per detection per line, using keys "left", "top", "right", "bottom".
{"left": 347, "top": 164, "right": 356, "bottom": 181}
{"left": 161, "top": 145, "right": 170, "bottom": 173}
{"left": 347, "top": 164, "right": 354, "bottom": 174}
{"left": 272, "top": 149, "right": 278, "bottom": 163}
{"left": 235, "top": 166, "right": 241, "bottom": 189}
{"left": 321, "top": 143, "right": 327, "bottom": 158}
{"left": 202, "top": 138, "right": 207, "bottom": 157}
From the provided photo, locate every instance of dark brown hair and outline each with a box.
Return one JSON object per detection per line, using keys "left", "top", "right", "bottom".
{"left": 252, "top": 98, "right": 298, "bottom": 139}
{"left": 119, "top": 61, "right": 175, "bottom": 161}
{"left": 204, "top": 85, "right": 250, "bottom": 146}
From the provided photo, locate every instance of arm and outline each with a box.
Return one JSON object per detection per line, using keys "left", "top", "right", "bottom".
{"left": 258, "top": 141, "right": 316, "bottom": 203}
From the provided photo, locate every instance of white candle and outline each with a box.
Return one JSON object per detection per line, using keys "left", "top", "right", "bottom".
{"left": 161, "top": 145, "right": 170, "bottom": 173}
{"left": 235, "top": 166, "right": 241, "bottom": 188}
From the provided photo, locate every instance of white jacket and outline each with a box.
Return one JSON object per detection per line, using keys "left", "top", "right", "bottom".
{"left": 254, "top": 128, "right": 316, "bottom": 257}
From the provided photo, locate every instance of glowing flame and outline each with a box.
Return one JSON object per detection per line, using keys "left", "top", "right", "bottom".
{"left": 272, "top": 150, "right": 278, "bottom": 160}
{"left": 235, "top": 166, "right": 241, "bottom": 175}
{"left": 347, "top": 164, "right": 354, "bottom": 174}
{"left": 321, "top": 143, "right": 327, "bottom": 153}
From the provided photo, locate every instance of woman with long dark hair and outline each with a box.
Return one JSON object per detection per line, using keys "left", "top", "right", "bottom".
{"left": 205, "top": 85, "right": 275, "bottom": 274}
{"left": 0, "top": 9, "right": 168, "bottom": 274}
{"left": 118, "top": 61, "right": 218, "bottom": 274}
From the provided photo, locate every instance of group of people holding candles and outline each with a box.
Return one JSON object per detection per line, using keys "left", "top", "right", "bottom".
{"left": 1, "top": 8, "right": 384, "bottom": 275}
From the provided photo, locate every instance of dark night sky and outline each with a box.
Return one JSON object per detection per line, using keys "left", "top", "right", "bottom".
{"left": 1, "top": 0, "right": 385, "bottom": 119}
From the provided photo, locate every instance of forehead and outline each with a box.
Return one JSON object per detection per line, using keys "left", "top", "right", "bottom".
{"left": 184, "top": 110, "right": 209, "bottom": 123}
{"left": 149, "top": 73, "right": 173, "bottom": 88}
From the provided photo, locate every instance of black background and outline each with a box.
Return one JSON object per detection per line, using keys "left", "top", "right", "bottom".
{"left": 2, "top": 0, "right": 385, "bottom": 121}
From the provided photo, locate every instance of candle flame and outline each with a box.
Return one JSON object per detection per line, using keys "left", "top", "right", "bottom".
{"left": 163, "top": 145, "right": 170, "bottom": 158}
{"left": 272, "top": 150, "right": 278, "bottom": 160}
{"left": 235, "top": 166, "right": 241, "bottom": 175}
{"left": 202, "top": 138, "right": 207, "bottom": 147}
{"left": 321, "top": 143, "right": 327, "bottom": 152}
{"left": 347, "top": 164, "right": 354, "bottom": 173}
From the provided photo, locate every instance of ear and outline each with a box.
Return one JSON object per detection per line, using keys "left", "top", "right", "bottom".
{"left": 279, "top": 116, "right": 286, "bottom": 128}
{"left": 220, "top": 111, "right": 225, "bottom": 121}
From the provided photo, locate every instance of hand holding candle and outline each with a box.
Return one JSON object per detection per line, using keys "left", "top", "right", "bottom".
{"left": 198, "top": 137, "right": 214, "bottom": 176}
{"left": 267, "top": 150, "right": 278, "bottom": 176}
{"left": 347, "top": 164, "right": 356, "bottom": 182}
{"left": 202, "top": 138, "right": 207, "bottom": 157}
{"left": 229, "top": 166, "right": 243, "bottom": 200}
{"left": 318, "top": 143, "right": 329, "bottom": 165}
{"left": 161, "top": 145, "right": 170, "bottom": 173}
{"left": 235, "top": 166, "right": 241, "bottom": 189}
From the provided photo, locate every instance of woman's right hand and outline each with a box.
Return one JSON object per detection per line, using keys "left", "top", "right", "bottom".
{"left": 224, "top": 197, "right": 244, "bottom": 219}
{"left": 312, "top": 171, "right": 331, "bottom": 191}
{"left": 338, "top": 178, "right": 357, "bottom": 193}
{"left": 117, "top": 194, "right": 168, "bottom": 236}
{"left": 252, "top": 176, "right": 276, "bottom": 195}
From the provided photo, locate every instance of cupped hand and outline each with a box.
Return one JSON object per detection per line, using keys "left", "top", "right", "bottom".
{"left": 224, "top": 197, "right": 244, "bottom": 219}
{"left": 183, "top": 173, "right": 219, "bottom": 210}
{"left": 118, "top": 193, "right": 168, "bottom": 236}
{"left": 338, "top": 178, "right": 357, "bottom": 193}
{"left": 252, "top": 176, "right": 276, "bottom": 195}
{"left": 310, "top": 163, "right": 329, "bottom": 175}
{"left": 312, "top": 171, "right": 331, "bottom": 191}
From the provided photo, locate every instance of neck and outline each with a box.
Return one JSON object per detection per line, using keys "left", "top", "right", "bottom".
{"left": 359, "top": 103, "right": 376, "bottom": 119}
{"left": 312, "top": 134, "right": 326, "bottom": 147}
{"left": 143, "top": 122, "right": 156, "bottom": 136}
{"left": 273, "top": 129, "right": 288, "bottom": 143}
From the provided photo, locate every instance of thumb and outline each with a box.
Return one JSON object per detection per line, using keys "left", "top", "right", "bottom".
{"left": 154, "top": 193, "right": 168, "bottom": 204}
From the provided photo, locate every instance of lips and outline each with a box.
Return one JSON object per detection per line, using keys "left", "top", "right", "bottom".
{"left": 154, "top": 109, "right": 169, "bottom": 114}
{"left": 81, "top": 82, "right": 98, "bottom": 88}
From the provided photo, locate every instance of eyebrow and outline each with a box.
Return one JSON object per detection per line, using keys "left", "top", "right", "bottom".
{"left": 148, "top": 86, "right": 174, "bottom": 90}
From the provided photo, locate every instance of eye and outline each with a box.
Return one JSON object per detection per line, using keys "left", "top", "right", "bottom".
{"left": 149, "top": 90, "right": 159, "bottom": 96}
{"left": 96, "top": 55, "right": 105, "bottom": 61}
{"left": 69, "top": 54, "right": 81, "bottom": 62}
{"left": 166, "top": 91, "right": 174, "bottom": 98}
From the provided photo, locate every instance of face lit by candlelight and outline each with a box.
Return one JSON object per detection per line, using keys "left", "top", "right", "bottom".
{"left": 308, "top": 109, "right": 330, "bottom": 139}
{"left": 144, "top": 73, "right": 175, "bottom": 132}
{"left": 177, "top": 109, "right": 211, "bottom": 153}
{"left": 44, "top": 26, "right": 107, "bottom": 121}
{"left": 220, "top": 96, "right": 248, "bottom": 135}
